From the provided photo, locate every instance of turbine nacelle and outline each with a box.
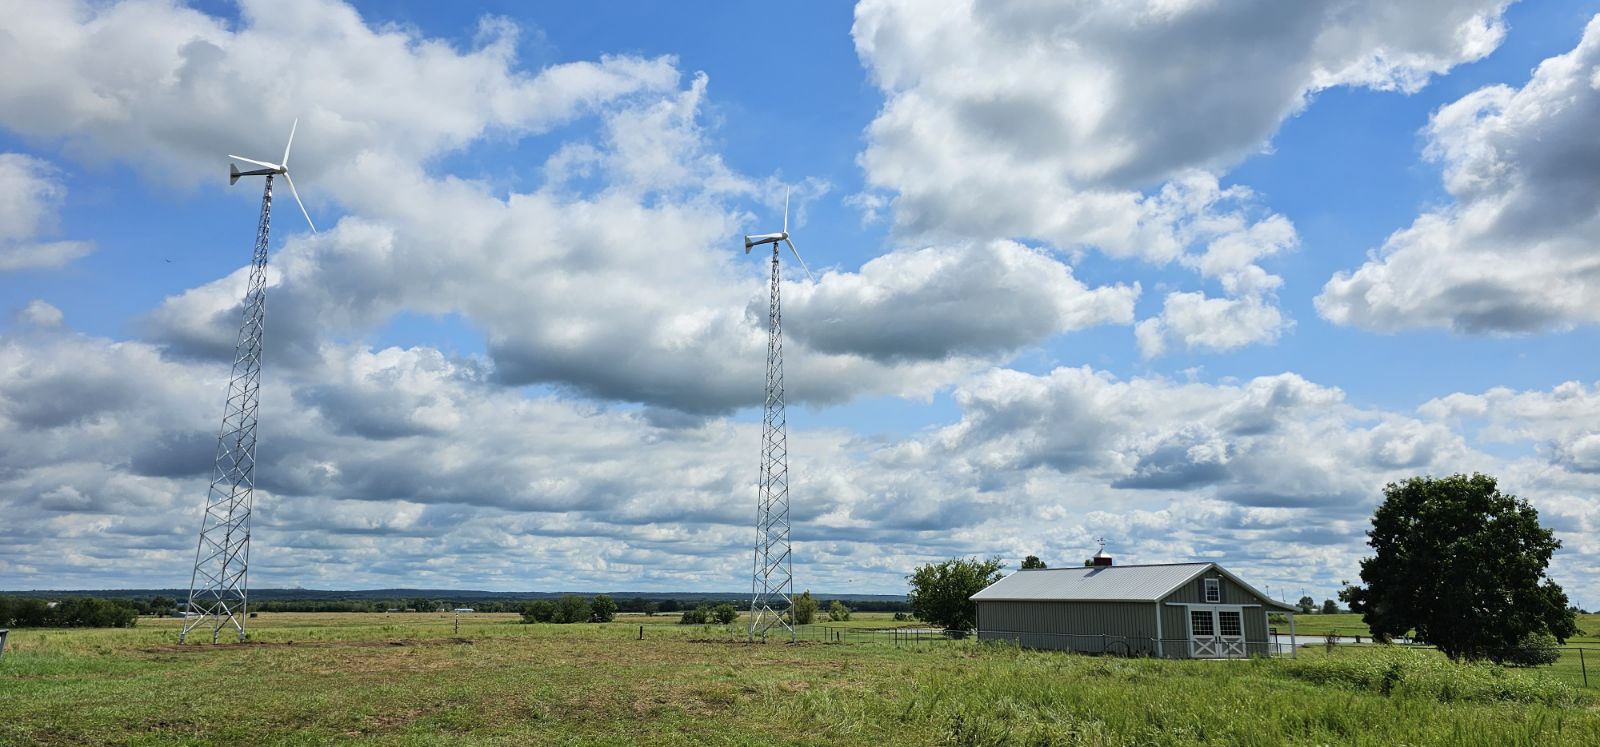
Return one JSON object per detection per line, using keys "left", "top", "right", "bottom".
{"left": 744, "top": 231, "right": 787, "bottom": 251}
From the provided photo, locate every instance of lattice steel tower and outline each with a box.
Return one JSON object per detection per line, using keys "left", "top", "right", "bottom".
{"left": 742, "top": 191, "right": 815, "bottom": 641}
{"left": 181, "top": 122, "right": 315, "bottom": 643}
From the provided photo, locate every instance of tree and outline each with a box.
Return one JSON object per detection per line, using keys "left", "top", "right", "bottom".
{"left": 710, "top": 603, "right": 739, "bottom": 626}
{"left": 793, "top": 590, "right": 818, "bottom": 625}
{"left": 589, "top": 595, "right": 618, "bottom": 623}
{"left": 1020, "top": 555, "right": 1047, "bottom": 569}
{"left": 520, "top": 600, "right": 556, "bottom": 624}
{"left": 828, "top": 600, "right": 851, "bottom": 621}
{"left": 1321, "top": 599, "right": 1339, "bottom": 615}
{"left": 642, "top": 601, "right": 659, "bottom": 617}
{"left": 1343, "top": 474, "right": 1579, "bottom": 662}
{"left": 1297, "top": 596, "right": 1315, "bottom": 614}
{"left": 554, "top": 595, "right": 592, "bottom": 624}
{"left": 906, "top": 556, "right": 1005, "bottom": 632}
{"left": 679, "top": 606, "right": 709, "bottom": 625}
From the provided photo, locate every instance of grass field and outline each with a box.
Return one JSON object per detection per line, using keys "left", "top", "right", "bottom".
{"left": 3, "top": 612, "right": 1598, "bottom": 745}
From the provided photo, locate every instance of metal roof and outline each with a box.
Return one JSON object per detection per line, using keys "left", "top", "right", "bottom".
{"left": 970, "top": 562, "right": 1298, "bottom": 610}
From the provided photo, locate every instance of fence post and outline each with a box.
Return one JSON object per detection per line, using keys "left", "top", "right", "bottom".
{"left": 638, "top": 625, "right": 643, "bottom": 641}
{"left": 1581, "top": 648, "right": 1588, "bottom": 688}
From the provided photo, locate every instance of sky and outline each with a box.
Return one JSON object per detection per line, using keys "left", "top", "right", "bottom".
{"left": 1, "top": 0, "right": 1599, "bottom": 606}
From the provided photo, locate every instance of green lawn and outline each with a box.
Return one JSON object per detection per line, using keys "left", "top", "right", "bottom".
{"left": 2, "top": 612, "right": 1597, "bottom": 745}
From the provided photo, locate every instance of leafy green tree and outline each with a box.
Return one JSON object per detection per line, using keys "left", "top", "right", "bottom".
{"left": 828, "top": 600, "right": 851, "bottom": 621}
{"left": 520, "top": 600, "right": 556, "bottom": 623}
{"left": 589, "top": 594, "right": 618, "bottom": 623}
{"left": 642, "top": 601, "right": 659, "bottom": 617}
{"left": 907, "top": 556, "right": 1005, "bottom": 632}
{"left": 1321, "top": 599, "right": 1339, "bottom": 614}
{"left": 711, "top": 603, "right": 739, "bottom": 626}
{"left": 1343, "top": 474, "right": 1579, "bottom": 662}
{"left": 554, "top": 595, "right": 592, "bottom": 624}
{"left": 792, "top": 591, "right": 818, "bottom": 625}
{"left": 1020, "top": 555, "right": 1047, "bottom": 569}
{"left": 1297, "top": 596, "right": 1315, "bottom": 614}
{"left": 149, "top": 596, "right": 175, "bottom": 616}
{"left": 680, "top": 605, "right": 709, "bottom": 625}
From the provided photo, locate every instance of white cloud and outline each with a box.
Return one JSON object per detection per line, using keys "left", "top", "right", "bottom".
{"left": 2, "top": 327, "right": 1597, "bottom": 605}
{"left": 852, "top": 0, "right": 1509, "bottom": 354}
{"left": 1135, "top": 291, "right": 1291, "bottom": 359}
{"left": 1, "top": 0, "right": 1137, "bottom": 414}
{"left": 785, "top": 240, "right": 1138, "bottom": 362}
{"left": 0, "top": 0, "right": 681, "bottom": 185}
{"left": 1319, "top": 16, "right": 1600, "bottom": 332}
{"left": 15, "top": 299, "right": 65, "bottom": 328}
{"left": 0, "top": 153, "right": 93, "bottom": 271}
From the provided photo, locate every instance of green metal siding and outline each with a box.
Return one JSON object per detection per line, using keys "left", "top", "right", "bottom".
{"left": 977, "top": 601, "right": 1161, "bottom": 656}
{"left": 1159, "top": 570, "right": 1276, "bottom": 657}
{"left": 975, "top": 566, "right": 1287, "bottom": 659}
{"left": 1166, "top": 571, "right": 1271, "bottom": 606}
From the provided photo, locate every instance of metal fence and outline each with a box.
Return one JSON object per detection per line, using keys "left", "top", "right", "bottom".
{"left": 976, "top": 629, "right": 1286, "bottom": 658}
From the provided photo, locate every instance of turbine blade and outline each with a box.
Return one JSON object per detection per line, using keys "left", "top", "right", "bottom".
{"left": 783, "top": 187, "right": 789, "bottom": 234}
{"left": 229, "top": 155, "right": 280, "bottom": 171}
{"left": 784, "top": 238, "right": 816, "bottom": 283}
{"left": 283, "top": 173, "right": 317, "bottom": 233}
{"left": 282, "top": 118, "right": 298, "bottom": 168}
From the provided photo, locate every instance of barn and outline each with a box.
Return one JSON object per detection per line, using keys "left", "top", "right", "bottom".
{"left": 971, "top": 552, "right": 1298, "bottom": 658}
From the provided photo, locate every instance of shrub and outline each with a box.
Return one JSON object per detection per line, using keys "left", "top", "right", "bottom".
{"left": 680, "top": 606, "right": 709, "bottom": 625}
{"left": 1504, "top": 633, "right": 1561, "bottom": 667}
{"left": 553, "top": 595, "right": 591, "bottom": 624}
{"left": 711, "top": 603, "right": 738, "bottom": 626}
{"left": 828, "top": 601, "right": 851, "bottom": 622}
{"left": 520, "top": 600, "right": 556, "bottom": 624}
{"left": 793, "top": 591, "right": 817, "bottom": 625}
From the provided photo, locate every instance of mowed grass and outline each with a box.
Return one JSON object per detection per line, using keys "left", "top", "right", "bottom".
{"left": 0, "top": 612, "right": 1596, "bottom": 746}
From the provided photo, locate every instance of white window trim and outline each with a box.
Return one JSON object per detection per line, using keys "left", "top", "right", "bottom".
{"left": 1204, "top": 578, "right": 1221, "bottom": 603}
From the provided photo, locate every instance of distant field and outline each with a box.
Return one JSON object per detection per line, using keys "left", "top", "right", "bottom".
{"left": 2, "top": 611, "right": 1597, "bottom": 745}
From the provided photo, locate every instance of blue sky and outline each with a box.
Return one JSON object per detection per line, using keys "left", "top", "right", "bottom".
{"left": 2, "top": 0, "right": 1600, "bottom": 607}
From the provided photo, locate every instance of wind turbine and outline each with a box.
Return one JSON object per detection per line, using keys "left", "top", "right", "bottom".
{"left": 181, "top": 119, "right": 317, "bottom": 644}
{"left": 228, "top": 119, "right": 316, "bottom": 233}
{"left": 744, "top": 188, "right": 815, "bottom": 643}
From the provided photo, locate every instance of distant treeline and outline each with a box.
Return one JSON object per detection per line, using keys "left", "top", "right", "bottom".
{"left": 0, "top": 595, "right": 142, "bottom": 628}
{"left": 0, "top": 591, "right": 910, "bottom": 617}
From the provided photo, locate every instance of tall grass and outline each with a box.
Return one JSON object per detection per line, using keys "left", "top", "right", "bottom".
{"left": 2, "top": 613, "right": 1597, "bottom": 746}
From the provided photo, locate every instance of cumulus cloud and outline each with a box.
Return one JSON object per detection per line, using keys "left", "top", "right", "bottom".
{"left": 2, "top": 327, "right": 1597, "bottom": 604}
{"left": 0, "top": 0, "right": 1137, "bottom": 414}
{"left": 0, "top": 153, "right": 93, "bottom": 271}
{"left": 1319, "top": 16, "right": 1600, "bottom": 332}
{"left": 0, "top": 0, "right": 681, "bottom": 185}
{"left": 14, "top": 299, "right": 65, "bottom": 328}
{"left": 852, "top": 0, "right": 1508, "bottom": 354}
{"left": 1135, "top": 291, "right": 1290, "bottom": 359}
{"left": 785, "top": 240, "right": 1138, "bottom": 362}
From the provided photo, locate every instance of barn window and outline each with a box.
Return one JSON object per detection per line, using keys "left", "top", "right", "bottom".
{"left": 1218, "top": 610, "right": 1242, "bottom": 637}
{"left": 1190, "top": 610, "right": 1214, "bottom": 636}
{"left": 1204, "top": 578, "right": 1220, "bottom": 603}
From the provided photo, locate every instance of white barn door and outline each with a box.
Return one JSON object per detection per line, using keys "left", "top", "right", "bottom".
{"left": 1187, "top": 606, "right": 1246, "bottom": 658}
